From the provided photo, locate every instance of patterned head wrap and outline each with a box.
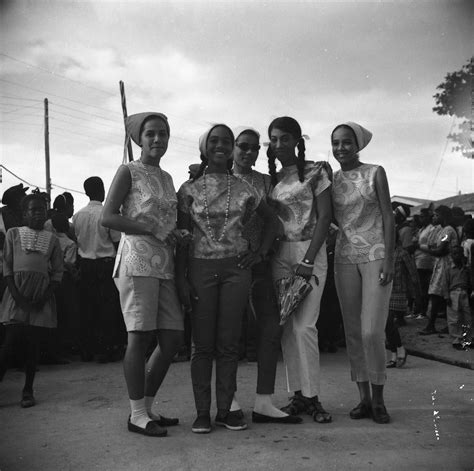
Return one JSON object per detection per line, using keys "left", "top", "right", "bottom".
{"left": 125, "top": 112, "right": 170, "bottom": 146}
{"left": 332, "top": 122, "right": 372, "bottom": 152}
{"left": 198, "top": 124, "right": 234, "bottom": 158}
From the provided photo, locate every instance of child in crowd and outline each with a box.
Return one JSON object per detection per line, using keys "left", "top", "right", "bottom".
{"left": 51, "top": 213, "right": 80, "bottom": 356}
{"left": 385, "top": 233, "right": 421, "bottom": 368}
{"left": 0, "top": 194, "right": 63, "bottom": 407}
{"left": 445, "top": 246, "right": 472, "bottom": 349}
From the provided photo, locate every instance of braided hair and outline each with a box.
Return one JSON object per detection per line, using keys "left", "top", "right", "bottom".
{"left": 267, "top": 116, "right": 306, "bottom": 186}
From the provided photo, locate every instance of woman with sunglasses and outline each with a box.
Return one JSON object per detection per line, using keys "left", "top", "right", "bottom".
{"left": 176, "top": 124, "right": 278, "bottom": 434}
{"left": 232, "top": 127, "right": 301, "bottom": 424}
{"left": 267, "top": 116, "right": 333, "bottom": 424}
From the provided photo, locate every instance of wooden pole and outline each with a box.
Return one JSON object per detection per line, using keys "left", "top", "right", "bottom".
{"left": 119, "top": 81, "right": 133, "bottom": 162}
{"left": 44, "top": 98, "right": 51, "bottom": 207}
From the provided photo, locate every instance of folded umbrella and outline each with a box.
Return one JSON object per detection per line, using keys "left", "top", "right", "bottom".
{"left": 275, "top": 274, "right": 316, "bottom": 326}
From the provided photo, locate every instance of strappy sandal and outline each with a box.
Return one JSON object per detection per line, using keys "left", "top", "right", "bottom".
{"left": 306, "top": 396, "right": 332, "bottom": 423}
{"left": 280, "top": 393, "right": 308, "bottom": 416}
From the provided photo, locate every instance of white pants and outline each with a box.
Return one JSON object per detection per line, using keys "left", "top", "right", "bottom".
{"left": 334, "top": 260, "right": 391, "bottom": 385}
{"left": 272, "top": 240, "right": 327, "bottom": 397}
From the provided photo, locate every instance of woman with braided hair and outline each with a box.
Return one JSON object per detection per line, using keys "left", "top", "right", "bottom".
{"left": 176, "top": 123, "right": 278, "bottom": 434}
{"left": 267, "top": 116, "right": 333, "bottom": 424}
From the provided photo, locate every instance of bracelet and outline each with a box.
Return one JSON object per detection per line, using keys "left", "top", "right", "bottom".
{"left": 300, "top": 258, "right": 314, "bottom": 268}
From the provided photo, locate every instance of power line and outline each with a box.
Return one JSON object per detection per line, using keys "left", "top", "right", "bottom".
{"left": 0, "top": 53, "right": 116, "bottom": 98}
{"left": 0, "top": 78, "right": 120, "bottom": 117}
{"left": 0, "top": 95, "right": 44, "bottom": 103}
{"left": 0, "top": 164, "right": 85, "bottom": 195}
{"left": 427, "top": 116, "right": 457, "bottom": 199}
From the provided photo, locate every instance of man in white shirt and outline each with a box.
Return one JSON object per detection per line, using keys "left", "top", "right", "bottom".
{"left": 72, "top": 177, "right": 124, "bottom": 362}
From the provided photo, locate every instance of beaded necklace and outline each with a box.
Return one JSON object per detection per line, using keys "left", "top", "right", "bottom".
{"left": 202, "top": 169, "right": 231, "bottom": 243}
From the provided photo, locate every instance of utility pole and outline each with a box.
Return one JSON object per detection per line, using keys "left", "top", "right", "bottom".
{"left": 44, "top": 98, "right": 51, "bottom": 207}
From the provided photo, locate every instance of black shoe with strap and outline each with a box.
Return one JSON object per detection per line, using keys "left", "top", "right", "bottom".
{"left": 280, "top": 392, "right": 308, "bottom": 416}
{"left": 306, "top": 396, "right": 332, "bottom": 423}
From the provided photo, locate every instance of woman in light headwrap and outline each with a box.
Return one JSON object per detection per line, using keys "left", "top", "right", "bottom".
{"left": 331, "top": 122, "right": 395, "bottom": 424}
{"left": 266, "top": 116, "right": 333, "bottom": 424}
{"left": 176, "top": 123, "right": 278, "bottom": 434}
{"left": 102, "top": 112, "right": 187, "bottom": 437}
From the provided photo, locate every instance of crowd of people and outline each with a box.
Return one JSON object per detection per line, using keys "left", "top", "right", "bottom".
{"left": 0, "top": 113, "right": 472, "bottom": 437}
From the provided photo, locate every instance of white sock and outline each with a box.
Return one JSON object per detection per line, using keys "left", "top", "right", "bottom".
{"left": 254, "top": 394, "right": 288, "bottom": 417}
{"left": 130, "top": 398, "right": 151, "bottom": 428}
{"left": 145, "top": 395, "right": 161, "bottom": 421}
{"left": 396, "top": 346, "right": 406, "bottom": 357}
{"left": 230, "top": 395, "right": 241, "bottom": 412}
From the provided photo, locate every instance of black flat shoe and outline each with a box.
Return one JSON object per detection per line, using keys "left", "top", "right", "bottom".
{"left": 252, "top": 411, "right": 302, "bottom": 424}
{"left": 127, "top": 417, "right": 167, "bottom": 437}
{"left": 349, "top": 402, "right": 371, "bottom": 420}
{"left": 386, "top": 360, "right": 397, "bottom": 368}
{"left": 371, "top": 404, "right": 390, "bottom": 424}
{"left": 153, "top": 415, "right": 179, "bottom": 427}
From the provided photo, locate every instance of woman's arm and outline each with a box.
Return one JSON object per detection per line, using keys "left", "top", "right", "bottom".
{"left": 295, "top": 187, "right": 332, "bottom": 280}
{"left": 101, "top": 165, "right": 153, "bottom": 235}
{"left": 238, "top": 199, "right": 279, "bottom": 269}
{"left": 175, "top": 210, "right": 197, "bottom": 310}
{"left": 375, "top": 166, "right": 395, "bottom": 285}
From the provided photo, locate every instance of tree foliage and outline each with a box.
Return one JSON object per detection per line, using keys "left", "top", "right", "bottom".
{"left": 433, "top": 58, "right": 473, "bottom": 158}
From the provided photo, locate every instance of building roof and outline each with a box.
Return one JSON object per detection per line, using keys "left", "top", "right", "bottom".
{"left": 391, "top": 195, "right": 431, "bottom": 207}
{"left": 411, "top": 193, "right": 474, "bottom": 215}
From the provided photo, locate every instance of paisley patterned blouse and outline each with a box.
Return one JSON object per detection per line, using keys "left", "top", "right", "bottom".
{"left": 332, "top": 163, "right": 385, "bottom": 264}
{"left": 269, "top": 161, "right": 332, "bottom": 242}
{"left": 234, "top": 170, "right": 272, "bottom": 251}
{"left": 113, "top": 160, "right": 177, "bottom": 279}
{"left": 178, "top": 173, "right": 261, "bottom": 259}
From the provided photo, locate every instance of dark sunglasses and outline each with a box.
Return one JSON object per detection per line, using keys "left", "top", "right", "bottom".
{"left": 235, "top": 142, "right": 261, "bottom": 152}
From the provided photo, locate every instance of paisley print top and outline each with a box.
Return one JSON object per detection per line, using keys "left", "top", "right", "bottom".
{"left": 178, "top": 173, "right": 261, "bottom": 259}
{"left": 269, "top": 161, "right": 332, "bottom": 242}
{"left": 332, "top": 163, "right": 385, "bottom": 264}
{"left": 113, "top": 160, "right": 177, "bottom": 279}
{"left": 234, "top": 170, "right": 272, "bottom": 251}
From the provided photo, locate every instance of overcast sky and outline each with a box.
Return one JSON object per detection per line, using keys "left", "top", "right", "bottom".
{"left": 1, "top": 0, "right": 472, "bottom": 211}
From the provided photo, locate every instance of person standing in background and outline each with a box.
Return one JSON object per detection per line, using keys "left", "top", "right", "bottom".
{"left": 72, "top": 176, "right": 124, "bottom": 363}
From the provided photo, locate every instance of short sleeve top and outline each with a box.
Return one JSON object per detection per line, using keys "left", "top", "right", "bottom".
{"left": 178, "top": 173, "right": 261, "bottom": 259}
{"left": 269, "top": 161, "right": 331, "bottom": 242}
{"left": 234, "top": 170, "right": 272, "bottom": 251}
{"left": 332, "top": 163, "right": 385, "bottom": 264}
{"left": 113, "top": 160, "right": 177, "bottom": 279}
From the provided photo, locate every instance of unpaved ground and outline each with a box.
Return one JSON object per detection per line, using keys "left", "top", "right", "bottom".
{"left": 1, "top": 351, "right": 473, "bottom": 471}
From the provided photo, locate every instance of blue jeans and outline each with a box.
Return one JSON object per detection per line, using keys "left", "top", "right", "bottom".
{"left": 189, "top": 256, "right": 251, "bottom": 412}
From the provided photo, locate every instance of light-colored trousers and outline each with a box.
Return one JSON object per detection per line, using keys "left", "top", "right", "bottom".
{"left": 334, "top": 259, "right": 392, "bottom": 385}
{"left": 272, "top": 240, "right": 327, "bottom": 397}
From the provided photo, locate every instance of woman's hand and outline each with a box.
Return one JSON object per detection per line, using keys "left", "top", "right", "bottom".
{"left": 379, "top": 258, "right": 394, "bottom": 286}
{"left": 237, "top": 250, "right": 262, "bottom": 269}
{"left": 172, "top": 229, "right": 193, "bottom": 247}
{"left": 295, "top": 263, "right": 314, "bottom": 281}
{"left": 176, "top": 277, "right": 198, "bottom": 312}
{"left": 14, "top": 293, "right": 34, "bottom": 312}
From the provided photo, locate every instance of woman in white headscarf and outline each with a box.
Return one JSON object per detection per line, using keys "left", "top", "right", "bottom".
{"left": 176, "top": 123, "right": 278, "bottom": 434}
{"left": 102, "top": 112, "right": 186, "bottom": 437}
{"left": 331, "top": 122, "right": 395, "bottom": 424}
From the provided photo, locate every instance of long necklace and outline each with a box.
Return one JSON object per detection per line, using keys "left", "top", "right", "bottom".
{"left": 202, "top": 169, "right": 231, "bottom": 243}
